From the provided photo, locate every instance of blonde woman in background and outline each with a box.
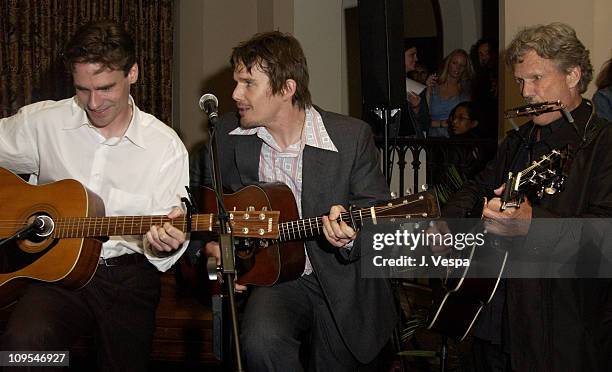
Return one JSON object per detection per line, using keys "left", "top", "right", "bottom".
{"left": 426, "top": 49, "right": 473, "bottom": 137}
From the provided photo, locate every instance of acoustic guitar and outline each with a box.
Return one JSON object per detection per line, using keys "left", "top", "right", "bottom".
{"left": 0, "top": 168, "right": 279, "bottom": 308}
{"left": 427, "top": 149, "right": 568, "bottom": 341}
{"left": 197, "top": 183, "right": 441, "bottom": 286}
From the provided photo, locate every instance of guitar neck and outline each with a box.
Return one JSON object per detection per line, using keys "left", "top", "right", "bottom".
{"left": 278, "top": 209, "right": 371, "bottom": 242}
{"left": 278, "top": 194, "right": 437, "bottom": 242}
{"left": 53, "top": 214, "right": 216, "bottom": 238}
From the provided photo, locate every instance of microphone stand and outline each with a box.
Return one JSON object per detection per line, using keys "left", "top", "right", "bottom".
{"left": 207, "top": 114, "right": 244, "bottom": 372}
{"left": 0, "top": 216, "right": 51, "bottom": 248}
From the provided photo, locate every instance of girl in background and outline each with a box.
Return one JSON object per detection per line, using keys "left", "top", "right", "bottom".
{"left": 426, "top": 49, "right": 473, "bottom": 137}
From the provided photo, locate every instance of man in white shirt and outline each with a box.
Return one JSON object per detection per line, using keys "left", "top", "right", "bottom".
{"left": 0, "top": 20, "right": 189, "bottom": 370}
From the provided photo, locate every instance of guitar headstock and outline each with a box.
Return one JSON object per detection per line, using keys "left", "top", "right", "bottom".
{"left": 372, "top": 191, "right": 441, "bottom": 221}
{"left": 228, "top": 211, "right": 280, "bottom": 239}
{"left": 502, "top": 148, "right": 567, "bottom": 209}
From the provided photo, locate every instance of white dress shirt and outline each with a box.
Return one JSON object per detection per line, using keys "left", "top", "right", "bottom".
{"left": 0, "top": 96, "right": 190, "bottom": 272}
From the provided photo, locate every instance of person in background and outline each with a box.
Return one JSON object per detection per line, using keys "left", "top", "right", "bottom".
{"left": 471, "top": 38, "right": 495, "bottom": 70}
{"left": 470, "top": 38, "right": 499, "bottom": 140}
{"left": 446, "top": 101, "right": 486, "bottom": 180}
{"left": 426, "top": 49, "right": 473, "bottom": 137}
{"left": 408, "top": 62, "right": 430, "bottom": 85}
{"left": 403, "top": 41, "right": 432, "bottom": 137}
{"left": 432, "top": 101, "right": 486, "bottom": 203}
{"left": 593, "top": 57, "right": 612, "bottom": 121}
{"left": 448, "top": 101, "right": 480, "bottom": 137}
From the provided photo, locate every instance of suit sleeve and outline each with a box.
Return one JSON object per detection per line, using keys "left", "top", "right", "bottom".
{"left": 340, "top": 123, "right": 390, "bottom": 261}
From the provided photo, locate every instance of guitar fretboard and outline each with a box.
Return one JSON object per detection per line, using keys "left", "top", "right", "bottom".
{"left": 278, "top": 198, "right": 430, "bottom": 242}
{"left": 52, "top": 214, "right": 216, "bottom": 238}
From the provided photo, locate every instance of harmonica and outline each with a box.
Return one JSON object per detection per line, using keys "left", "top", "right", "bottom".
{"left": 504, "top": 100, "right": 565, "bottom": 119}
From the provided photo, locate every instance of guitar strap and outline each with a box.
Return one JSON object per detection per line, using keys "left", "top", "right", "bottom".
{"left": 562, "top": 100, "right": 601, "bottom": 177}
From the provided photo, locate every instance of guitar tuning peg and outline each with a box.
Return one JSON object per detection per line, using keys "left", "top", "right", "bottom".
{"left": 421, "top": 184, "right": 429, "bottom": 191}
{"left": 390, "top": 191, "right": 398, "bottom": 198}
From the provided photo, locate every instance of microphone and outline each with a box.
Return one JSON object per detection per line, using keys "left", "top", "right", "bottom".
{"left": 198, "top": 93, "right": 219, "bottom": 125}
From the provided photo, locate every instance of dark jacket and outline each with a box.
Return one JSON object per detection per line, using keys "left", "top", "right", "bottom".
{"left": 444, "top": 100, "right": 612, "bottom": 371}
{"left": 191, "top": 107, "right": 398, "bottom": 363}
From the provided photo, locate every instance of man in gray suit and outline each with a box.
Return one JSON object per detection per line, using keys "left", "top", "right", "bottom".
{"left": 193, "top": 31, "right": 397, "bottom": 371}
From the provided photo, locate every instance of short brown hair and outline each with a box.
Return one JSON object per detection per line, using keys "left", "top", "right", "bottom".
{"left": 506, "top": 22, "right": 592, "bottom": 94}
{"left": 230, "top": 31, "right": 312, "bottom": 110}
{"left": 64, "top": 20, "right": 136, "bottom": 75}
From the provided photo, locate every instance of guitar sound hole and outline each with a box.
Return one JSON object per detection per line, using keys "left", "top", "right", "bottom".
{"left": 234, "top": 239, "right": 256, "bottom": 274}
{"left": 24, "top": 213, "right": 53, "bottom": 244}
{"left": 25, "top": 233, "right": 47, "bottom": 244}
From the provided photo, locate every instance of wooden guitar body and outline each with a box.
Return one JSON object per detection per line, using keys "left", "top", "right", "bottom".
{"left": 0, "top": 168, "right": 280, "bottom": 308}
{"left": 0, "top": 168, "right": 104, "bottom": 307}
{"left": 199, "top": 183, "right": 305, "bottom": 286}
{"left": 197, "top": 183, "right": 440, "bottom": 287}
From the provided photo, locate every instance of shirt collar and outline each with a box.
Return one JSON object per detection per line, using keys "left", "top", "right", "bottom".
{"left": 229, "top": 106, "right": 338, "bottom": 152}
{"left": 65, "top": 95, "right": 146, "bottom": 149}
{"left": 303, "top": 106, "right": 338, "bottom": 152}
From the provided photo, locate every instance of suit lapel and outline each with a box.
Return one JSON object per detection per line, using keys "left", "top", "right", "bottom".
{"left": 302, "top": 145, "right": 337, "bottom": 217}
{"left": 234, "top": 134, "right": 262, "bottom": 186}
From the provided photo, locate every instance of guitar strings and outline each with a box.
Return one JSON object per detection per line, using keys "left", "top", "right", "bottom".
{"left": 0, "top": 218, "right": 241, "bottom": 236}
{"left": 279, "top": 200, "right": 430, "bottom": 237}
{"left": 2, "top": 202, "right": 421, "bottom": 239}
{"left": 0, "top": 202, "right": 419, "bottom": 229}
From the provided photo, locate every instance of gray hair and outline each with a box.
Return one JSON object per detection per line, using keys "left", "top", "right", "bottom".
{"left": 505, "top": 22, "right": 592, "bottom": 93}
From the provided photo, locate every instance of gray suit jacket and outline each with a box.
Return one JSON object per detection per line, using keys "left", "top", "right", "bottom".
{"left": 192, "top": 107, "right": 398, "bottom": 363}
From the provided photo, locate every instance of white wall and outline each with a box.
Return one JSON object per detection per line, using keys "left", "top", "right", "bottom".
{"left": 438, "top": 0, "right": 481, "bottom": 55}
{"left": 294, "top": 0, "right": 344, "bottom": 113}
